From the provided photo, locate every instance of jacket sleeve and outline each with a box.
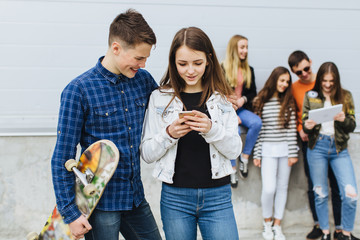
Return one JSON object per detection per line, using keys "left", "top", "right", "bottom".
{"left": 201, "top": 101, "right": 242, "bottom": 160}
{"left": 302, "top": 93, "right": 315, "bottom": 134}
{"left": 243, "top": 66, "right": 257, "bottom": 110}
{"left": 51, "top": 83, "right": 83, "bottom": 224}
{"left": 140, "top": 91, "right": 178, "bottom": 164}
{"left": 336, "top": 91, "right": 356, "bottom": 133}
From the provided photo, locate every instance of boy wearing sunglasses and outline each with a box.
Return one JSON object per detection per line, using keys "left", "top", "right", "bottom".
{"left": 288, "top": 50, "right": 316, "bottom": 144}
{"left": 288, "top": 51, "right": 344, "bottom": 240}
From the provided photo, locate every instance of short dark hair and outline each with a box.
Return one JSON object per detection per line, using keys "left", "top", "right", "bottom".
{"left": 108, "top": 9, "right": 156, "bottom": 47}
{"left": 288, "top": 50, "right": 310, "bottom": 70}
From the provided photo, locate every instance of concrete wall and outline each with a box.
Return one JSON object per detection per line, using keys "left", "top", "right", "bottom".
{"left": 1, "top": 0, "right": 360, "bottom": 135}
{"left": 1, "top": 135, "right": 359, "bottom": 240}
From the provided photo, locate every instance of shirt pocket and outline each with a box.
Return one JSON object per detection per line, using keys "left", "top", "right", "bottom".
{"left": 94, "top": 106, "right": 118, "bottom": 117}
{"left": 134, "top": 96, "right": 148, "bottom": 124}
{"left": 92, "top": 105, "right": 119, "bottom": 131}
{"left": 214, "top": 103, "right": 232, "bottom": 124}
{"left": 217, "top": 103, "right": 233, "bottom": 114}
{"left": 155, "top": 106, "right": 175, "bottom": 123}
{"left": 135, "top": 97, "right": 147, "bottom": 108}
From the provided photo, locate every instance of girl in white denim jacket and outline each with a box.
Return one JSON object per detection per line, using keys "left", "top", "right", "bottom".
{"left": 141, "top": 88, "right": 242, "bottom": 183}
{"left": 140, "top": 27, "right": 242, "bottom": 240}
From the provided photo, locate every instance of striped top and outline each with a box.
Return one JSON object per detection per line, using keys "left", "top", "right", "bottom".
{"left": 253, "top": 98, "right": 298, "bottom": 159}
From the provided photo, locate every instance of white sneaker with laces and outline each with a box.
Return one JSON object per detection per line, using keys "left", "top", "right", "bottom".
{"left": 230, "top": 172, "right": 238, "bottom": 188}
{"left": 262, "top": 221, "right": 274, "bottom": 240}
{"left": 272, "top": 225, "right": 286, "bottom": 240}
{"left": 239, "top": 157, "right": 249, "bottom": 179}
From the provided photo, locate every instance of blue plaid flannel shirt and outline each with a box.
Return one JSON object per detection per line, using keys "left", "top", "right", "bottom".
{"left": 51, "top": 57, "right": 158, "bottom": 224}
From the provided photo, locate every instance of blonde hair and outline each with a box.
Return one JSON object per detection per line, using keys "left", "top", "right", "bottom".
{"left": 223, "top": 35, "right": 251, "bottom": 89}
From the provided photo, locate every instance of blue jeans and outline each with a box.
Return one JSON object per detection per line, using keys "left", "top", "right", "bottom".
{"left": 236, "top": 107, "right": 262, "bottom": 155}
{"left": 231, "top": 107, "right": 262, "bottom": 167}
{"left": 307, "top": 134, "right": 358, "bottom": 232}
{"left": 301, "top": 137, "right": 341, "bottom": 227}
{"left": 85, "top": 199, "right": 161, "bottom": 240}
{"left": 161, "top": 183, "right": 239, "bottom": 240}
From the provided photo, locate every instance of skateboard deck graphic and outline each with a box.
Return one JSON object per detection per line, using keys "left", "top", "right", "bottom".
{"left": 27, "top": 140, "right": 119, "bottom": 240}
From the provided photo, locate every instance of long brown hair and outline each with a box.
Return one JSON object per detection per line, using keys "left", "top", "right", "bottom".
{"left": 160, "top": 27, "right": 232, "bottom": 108}
{"left": 222, "top": 35, "right": 251, "bottom": 89}
{"left": 253, "top": 66, "right": 296, "bottom": 128}
{"left": 312, "top": 62, "right": 352, "bottom": 112}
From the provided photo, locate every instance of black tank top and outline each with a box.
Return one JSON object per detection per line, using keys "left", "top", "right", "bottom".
{"left": 170, "top": 91, "right": 230, "bottom": 188}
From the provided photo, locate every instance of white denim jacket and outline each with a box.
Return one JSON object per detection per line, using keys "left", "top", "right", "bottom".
{"left": 140, "top": 88, "right": 242, "bottom": 184}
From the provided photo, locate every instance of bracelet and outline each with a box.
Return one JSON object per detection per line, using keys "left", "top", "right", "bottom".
{"left": 242, "top": 96, "right": 247, "bottom": 103}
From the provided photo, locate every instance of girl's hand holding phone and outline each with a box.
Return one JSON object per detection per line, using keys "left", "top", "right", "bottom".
{"left": 181, "top": 110, "right": 212, "bottom": 134}
{"left": 166, "top": 116, "right": 192, "bottom": 139}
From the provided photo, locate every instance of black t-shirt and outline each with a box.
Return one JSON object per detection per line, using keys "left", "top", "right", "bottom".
{"left": 170, "top": 91, "right": 230, "bottom": 188}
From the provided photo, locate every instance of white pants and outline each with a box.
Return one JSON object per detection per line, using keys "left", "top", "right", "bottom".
{"left": 261, "top": 156, "right": 291, "bottom": 220}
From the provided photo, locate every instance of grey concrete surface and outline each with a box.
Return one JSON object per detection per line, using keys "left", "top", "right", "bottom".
{"left": 0, "top": 134, "right": 359, "bottom": 240}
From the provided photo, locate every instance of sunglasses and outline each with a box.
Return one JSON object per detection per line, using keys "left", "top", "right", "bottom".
{"left": 295, "top": 66, "right": 310, "bottom": 76}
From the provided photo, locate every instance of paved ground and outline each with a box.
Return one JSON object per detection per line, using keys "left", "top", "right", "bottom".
{"left": 118, "top": 228, "right": 360, "bottom": 240}
{"left": 230, "top": 228, "right": 360, "bottom": 240}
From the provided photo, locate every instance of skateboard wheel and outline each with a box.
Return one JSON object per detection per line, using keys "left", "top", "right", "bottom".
{"left": 65, "top": 159, "right": 77, "bottom": 172}
{"left": 83, "top": 184, "right": 97, "bottom": 197}
{"left": 26, "top": 232, "right": 39, "bottom": 240}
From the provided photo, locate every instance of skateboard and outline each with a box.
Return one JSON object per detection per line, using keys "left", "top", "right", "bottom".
{"left": 27, "top": 139, "right": 119, "bottom": 240}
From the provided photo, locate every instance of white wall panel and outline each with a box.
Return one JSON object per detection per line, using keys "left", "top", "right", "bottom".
{"left": 1, "top": 0, "right": 360, "bottom": 135}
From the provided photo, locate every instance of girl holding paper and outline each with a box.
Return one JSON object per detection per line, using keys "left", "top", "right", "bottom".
{"left": 302, "top": 62, "right": 357, "bottom": 240}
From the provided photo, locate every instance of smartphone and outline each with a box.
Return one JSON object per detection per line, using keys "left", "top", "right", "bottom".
{"left": 178, "top": 111, "right": 195, "bottom": 118}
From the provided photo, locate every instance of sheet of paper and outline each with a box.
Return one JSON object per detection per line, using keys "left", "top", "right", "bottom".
{"left": 308, "top": 104, "right": 343, "bottom": 124}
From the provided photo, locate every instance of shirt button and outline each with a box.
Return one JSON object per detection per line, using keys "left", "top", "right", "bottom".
{"left": 212, "top": 154, "right": 216, "bottom": 158}
{"left": 132, "top": 162, "right": 134, "bottom": 166}
{"left": 58, "top": 131, "right": 61, "bottom": 134}
{"left": 125, "top": 108, "right": 128, "bottom": 112}
{"left": 130, "top": 145, "right": 133, "bottom": 148}
{"left": 128, "top": 127, "right": 131, "bottom": 130}
{"left": 169, "top": 139, "right": 172, "bottom": 143}
{"left": 121, "top": 90, "right": 124, "bottom": 94}
{"left": 215, "top": 172, "right": 219, "bottom": 176}
{"left": 105, "top": 112, "right": 109, "bottom": 116}
{"left": 210, "top": 106, "right": 214, "bottom": 109}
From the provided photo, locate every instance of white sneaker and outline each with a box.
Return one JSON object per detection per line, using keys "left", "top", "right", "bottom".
{"left": 272, "top": 225, "right": 286, "bottom": 240}
{"left": 230, "top": 173, "right": 238, "bottom": 188}
{"left": 262, "top": 221, "right": 274, "bottom": 240}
